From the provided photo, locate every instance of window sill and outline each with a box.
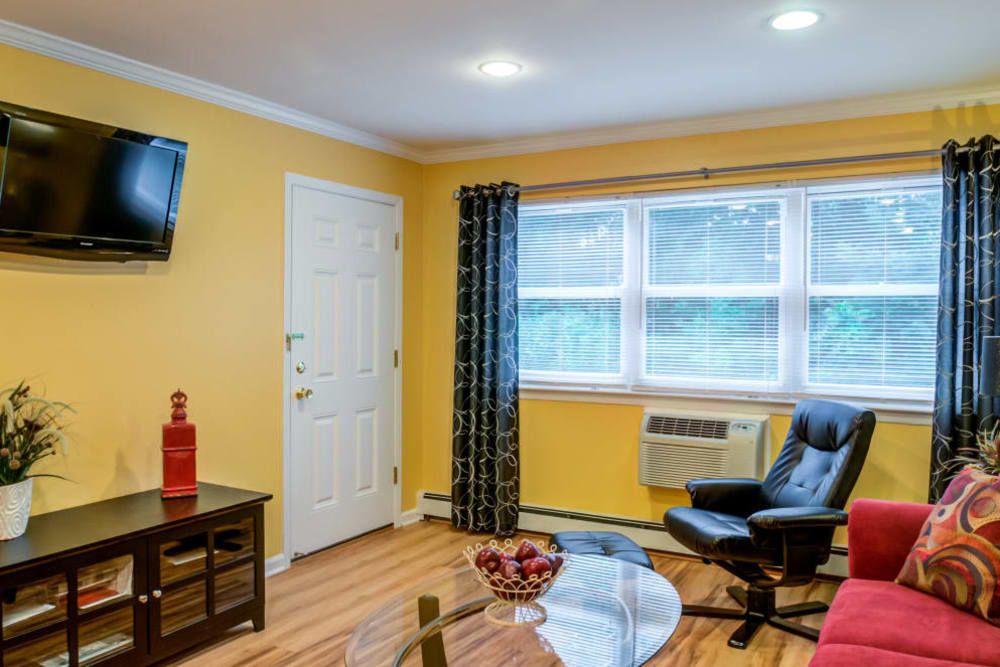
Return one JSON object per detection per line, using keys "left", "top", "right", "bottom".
{"left": 519, "top": 383, "right": 933, "bottom": 425}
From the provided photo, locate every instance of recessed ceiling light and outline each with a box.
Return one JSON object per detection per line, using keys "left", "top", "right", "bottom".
{"left": 479, "top": 61, "right": 522, "bottom": 77}
{"left": 770, "top": 10, "right": 821, "bottom": 30}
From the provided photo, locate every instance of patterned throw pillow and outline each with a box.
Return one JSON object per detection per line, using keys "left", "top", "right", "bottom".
{"left": 896, "top": 467, "right": 1000, "bottom": 625}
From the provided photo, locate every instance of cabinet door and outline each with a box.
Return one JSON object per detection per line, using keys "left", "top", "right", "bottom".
{"left": 73, "top": 539, "right": 147, "bottom": 666}
{"left": 0, "top": 558, "right": 70, "bottom": 667}
{"left": 0, "top": 540, "right": 146, "bottom": 667}
{"left": 147, "top": 521, "right": 211, "bottom": 656}
{"left": 211, "top": 508, "right": 260, "bottom": 615}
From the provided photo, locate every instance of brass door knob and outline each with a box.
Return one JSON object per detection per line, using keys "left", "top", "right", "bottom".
{"left": 294, "top": 387, "right": 314, "bottom": 400}
{"left": 152, "top": 589, "right": 162, "bottom": 598}
{"left": 138, "top": 594, "right": 148, "bottom": 604}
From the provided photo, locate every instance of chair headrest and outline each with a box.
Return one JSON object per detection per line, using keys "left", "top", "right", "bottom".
{"left": 791, "top": 399, "right": 874, "bottom": 452}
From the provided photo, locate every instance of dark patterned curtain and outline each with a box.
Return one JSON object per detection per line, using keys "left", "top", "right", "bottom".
{"left": 451, "top": 182, "right": 520, "bottom": 535}
{"left": 931, "top": 136, "right": 999, "bottom": 502}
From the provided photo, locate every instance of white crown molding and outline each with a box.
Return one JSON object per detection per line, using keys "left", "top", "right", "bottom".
{"left": 2, "top": 18, "right": 997, "bottom": 166}
{"left": 421, "top": 84, "right": 1000, "bottom": 164}
{"left": 0, "top": 19, "right": 424, "bottom": 163}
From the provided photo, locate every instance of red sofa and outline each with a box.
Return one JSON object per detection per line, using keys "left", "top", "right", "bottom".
{"left": 810, "top": 499, "right": 1000, "bottom": 667}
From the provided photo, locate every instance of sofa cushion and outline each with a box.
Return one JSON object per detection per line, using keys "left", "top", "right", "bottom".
{"left": 896, "top": 467, "right": 1000, "bottom": 626}
{"left": 811, "top": 643, "right": 989, "bottom": 667}
{"left": 819, "top": 579, "right": 1000, "bottom": 666}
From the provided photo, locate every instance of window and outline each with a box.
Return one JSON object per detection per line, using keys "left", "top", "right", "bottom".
{"left": 518, "top": 202, "right": 630, "bottom": 381}
{"left": 517, "top": 175, "right": 941, "bottom": 402}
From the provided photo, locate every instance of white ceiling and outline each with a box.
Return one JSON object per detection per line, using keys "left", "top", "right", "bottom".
{"left": 1, "top": 0, "right": 998, "bottom": 159}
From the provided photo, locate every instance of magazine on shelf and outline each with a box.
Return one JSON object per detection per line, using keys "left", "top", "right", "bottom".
{"left": 79, "top": 588, "right": 130, "bottom": 610}
{"left": 2, "top": 601, "right": 57, "bottom": 627}
{"left": 166, "top": 548, "right": 220, "bottom": 566}
{"left": 39, "top": 632, "right": 131, "bottom": 667}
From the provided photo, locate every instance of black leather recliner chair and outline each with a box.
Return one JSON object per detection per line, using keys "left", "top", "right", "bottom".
{"left": 663, "top": 399, "right": 875, "bottom": 649}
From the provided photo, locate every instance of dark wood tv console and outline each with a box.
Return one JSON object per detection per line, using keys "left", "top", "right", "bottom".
{"left": 0, "top": 482, "right": 272, "bottom": 666}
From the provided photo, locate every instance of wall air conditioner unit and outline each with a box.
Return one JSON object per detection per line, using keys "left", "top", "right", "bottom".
{"left": 639, "top": 410, "right": 768, "bottom": 489}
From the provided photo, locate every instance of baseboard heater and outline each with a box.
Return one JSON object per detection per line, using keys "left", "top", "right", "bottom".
{"left": 420, "top": 491, "right": 847, "bottom": 557}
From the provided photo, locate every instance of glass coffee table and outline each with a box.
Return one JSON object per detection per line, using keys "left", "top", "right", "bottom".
{"left": 345, "top": 554, "right": 682, "bottom": 666}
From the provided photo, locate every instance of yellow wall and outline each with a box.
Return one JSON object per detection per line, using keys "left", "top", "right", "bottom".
{"left": 0, "top": 43, "right": 425, "bottom": 557}
{"left": 419, "top": 103, "right": 1000, "bottom": 528}
{"left": 518, "top": 404, "right": 931, "bottom": 527}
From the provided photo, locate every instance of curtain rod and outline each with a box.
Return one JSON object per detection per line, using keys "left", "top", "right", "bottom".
{"left": 451, "top": 148, "right": 950, "bottom": 200}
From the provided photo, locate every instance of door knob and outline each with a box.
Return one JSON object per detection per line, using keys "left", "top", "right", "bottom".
{"left": 152, "top": 589, "right": 162, "bottom": 598}
{"left": 294, "top": 387, "right": 313, "bottom": 400}
{"left": 138, "top": 594, "right": 148, "bottom": 604}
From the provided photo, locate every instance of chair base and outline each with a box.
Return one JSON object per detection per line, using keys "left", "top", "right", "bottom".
{"left": 682, "top": 585, "right": 827, "bottom": 649}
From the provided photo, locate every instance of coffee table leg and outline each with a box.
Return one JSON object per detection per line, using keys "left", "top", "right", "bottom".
{"left": 417, "top": 595, "right": 448, "bottom": 667}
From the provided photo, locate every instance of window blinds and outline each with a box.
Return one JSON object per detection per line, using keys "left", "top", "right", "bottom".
{"left": 807, "top": 187, "right": 940, "bottom": 391}
{"left": 516, "top": 176, "right": 942, "bottom": 399}
{"left": 518, "top": 206, "right": 627, "bottom": 378}
{"left": 643, "top": 199, "right": 783, "bottom": 387}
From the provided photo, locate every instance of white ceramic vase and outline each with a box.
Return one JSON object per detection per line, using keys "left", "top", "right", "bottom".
{"left": 0, "top": 478, "right": 33, "bottom": 540}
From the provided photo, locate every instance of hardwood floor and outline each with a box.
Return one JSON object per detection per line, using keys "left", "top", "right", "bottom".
{"left": 171, "top": 519, "right": 837, "bottom": 666}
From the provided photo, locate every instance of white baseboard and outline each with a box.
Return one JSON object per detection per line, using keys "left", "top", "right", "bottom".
{"left": 397, "top": 509, "right": 422, "bottom": 527}
{"left": 265, "top": 553, "right": 290, "bottom": 577}
{"left": 417, "top": 491, "right": 848, "bottom": 578}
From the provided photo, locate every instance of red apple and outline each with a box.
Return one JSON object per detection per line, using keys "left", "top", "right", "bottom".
{"left": 544, "top": 553, "right": 564, "bottom": 574}
{"left": 494, "top": 560, "right": 523, "bottom": 601}
{"left": 474, "top": 547, "right": 502, "bottom": 574}
{"left": 498, "top": 559, "right": 522, "bottom": 580}
{"left": 521, "top": 556, "right": 552, "bottom": 580}
{"left": 514, "top": 540, "right": 542, "bottom": 563}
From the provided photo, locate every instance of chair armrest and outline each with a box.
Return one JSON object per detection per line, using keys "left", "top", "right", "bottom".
{"left": 747, "top": 507, "right": 848, "bottom": 530}
{"left": 686, "top": 478, "right": 766, "bottom": 517}
{"left": 848, "top": 499, "right": 933, "bottom": 581}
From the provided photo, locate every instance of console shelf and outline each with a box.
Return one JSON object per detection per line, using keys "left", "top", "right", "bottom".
{"left": 0, "top": 483, "right": 271, "bottom": 666}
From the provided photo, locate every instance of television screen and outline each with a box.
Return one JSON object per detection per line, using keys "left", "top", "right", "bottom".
{"left": 0, "top": 102, "right": 187, "bottom": 261}
{"left": 0, "top": 119, "right": 178, "bottom": 243}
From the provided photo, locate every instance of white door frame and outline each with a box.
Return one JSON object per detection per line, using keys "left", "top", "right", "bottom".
{"left": 281, "top": 172, "right": 403, "bottom": 569}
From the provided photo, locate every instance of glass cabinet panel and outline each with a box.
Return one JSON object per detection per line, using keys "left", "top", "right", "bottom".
{"left": 78, "top": 555, "right": 133, "bottom": 612}
{"left": 214, "top": 516, "right": 254, "bottom": 566}
{"left": 160, "top": 579, "right": 206, "bottom": 635}
{"left": 159, "top": 533, "right": 208, "bottom": 585}
{"left": 215, "top": 562, "right": 255, "bottom": 613}
{"left": 4, "top": 628, "right": 68, "bottom": 667}
{"left": 78, "top": 606, "right": 134, "bottom": 665}
{"left": 2, "top": 572, "right": 68, "bottom": 639}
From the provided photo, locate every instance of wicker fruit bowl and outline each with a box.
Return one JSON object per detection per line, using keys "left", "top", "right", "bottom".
{"left": 463, "top": 538, "right": 569, "bottom": 626}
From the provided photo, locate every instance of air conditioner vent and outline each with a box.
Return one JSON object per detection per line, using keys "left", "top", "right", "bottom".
{"left": 639, "top": 442, "right": 728, "bottom": 489}
{"left": 645, "top": 415, "right": 730, "bottom": 440}
{"left": 639, "top": 410, "right": 767, "bottom": 489}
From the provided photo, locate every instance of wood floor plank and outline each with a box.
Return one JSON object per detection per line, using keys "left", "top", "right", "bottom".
{"left": 170, "top": 520, "right": 835, "bottom": 666}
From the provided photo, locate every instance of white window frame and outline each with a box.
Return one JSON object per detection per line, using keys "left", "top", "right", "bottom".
{"left": 517, "top": 172, "right": 941, "bottom": 408}
{"left": 517, "top": 198, "right": 638, "bottom": 388}
{"left": 798, "top": 177, "right": 942, "bottom": 401}
{"left": 635, "top": 188, "right": 793, "bottom": 394}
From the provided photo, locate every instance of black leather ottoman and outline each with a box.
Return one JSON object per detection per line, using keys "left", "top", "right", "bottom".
{"left": 550, "top": 531, "right": 654, "bottom": 570}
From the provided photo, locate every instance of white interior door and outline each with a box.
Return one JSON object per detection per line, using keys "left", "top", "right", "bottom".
{"left": 287, "top": 179, "right": 397, "bottom": 557}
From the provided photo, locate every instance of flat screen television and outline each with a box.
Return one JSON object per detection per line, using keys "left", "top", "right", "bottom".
{"left": 0, "top": 101, "right": 187, "bottom": 262}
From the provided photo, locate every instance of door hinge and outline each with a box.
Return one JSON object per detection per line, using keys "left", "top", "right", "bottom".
{"left": 393, "top": 466, "right": 398, "bottom": 485}
{"left": 395, "top": 232, "right": 399, "bottom": 250}
{"left": 394, "top": 349, "right": 399, "bottom": 368}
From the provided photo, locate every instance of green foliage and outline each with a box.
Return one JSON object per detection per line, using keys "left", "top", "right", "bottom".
{"left": 948, "top": 422, "right": 1000, "bottom": 477}
{"left": 0, "top": 382, "right": 74, "bottom": 486}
